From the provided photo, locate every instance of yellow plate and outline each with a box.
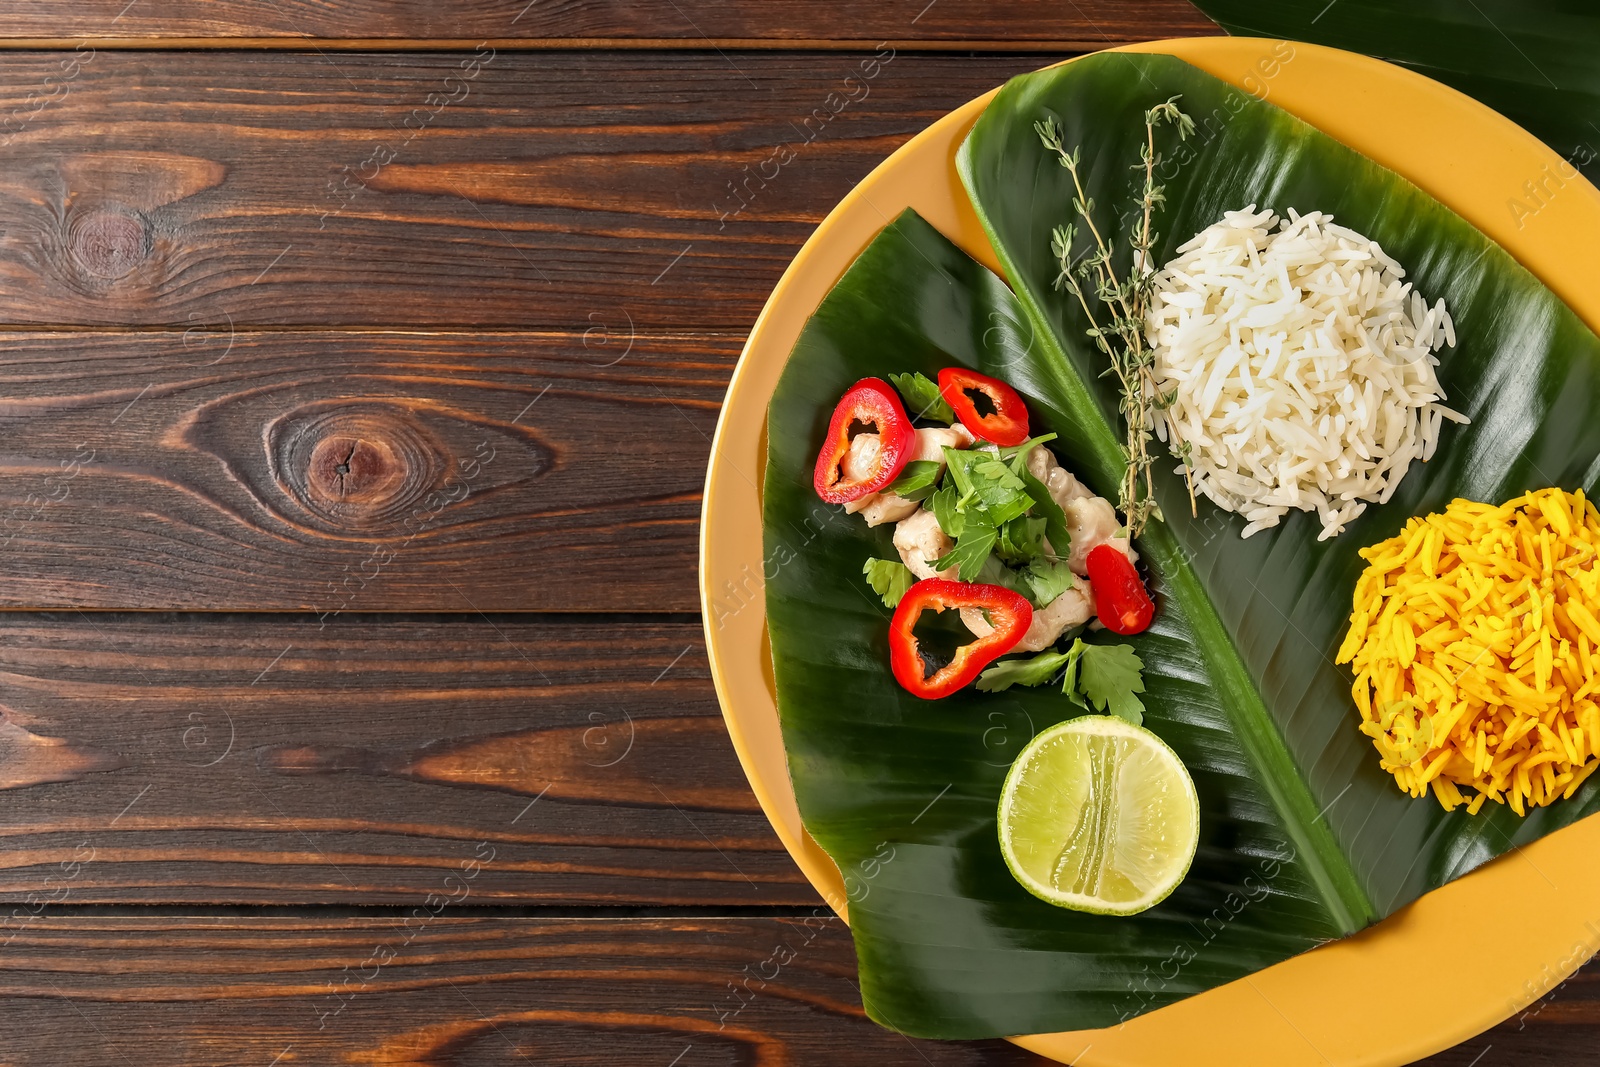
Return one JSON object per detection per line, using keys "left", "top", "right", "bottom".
{"left": 700, "top": 37, "right": 1600, "bottom": 1066}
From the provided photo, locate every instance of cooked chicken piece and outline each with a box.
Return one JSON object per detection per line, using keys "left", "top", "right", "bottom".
{"left": 893, "top": 508, "right": 956, "bottom": 580}
{"left": 849, "top": 492, "right": 920, "bottom": 526}
{"left": 844, "top": 424, "right": 977, "bottom": 527}
{"left": 838, "top": 431, "right": 887, "bottom": 485}
{"left": 1026, "top": 444, "right": 1095, "bottom": 507}
{"left": 1025, "top": 444, "right": 1136, "bottom": 574}
{"left": 961, "top": 579, "right": 1095, "bottom": 653}
{"left": 919, "top": 423, "right": 977, "bottom": 456}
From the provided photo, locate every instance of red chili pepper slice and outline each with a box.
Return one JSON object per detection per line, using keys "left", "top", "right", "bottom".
{"left": 1086, "top": 543, "right": 1154, "bottom": 635}
{"left": 813, "top": 377, "right": 917, "bottom": 504}
{"left": 889, "top": 579, "right": 1033, "bottom": 699}
{"left": 937, "top": 367, "right": 1030, "bottom": 447}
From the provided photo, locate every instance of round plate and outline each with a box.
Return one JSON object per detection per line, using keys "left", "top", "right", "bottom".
{"left": 701, "top": 37, "right": 1600, "bottom": 1067}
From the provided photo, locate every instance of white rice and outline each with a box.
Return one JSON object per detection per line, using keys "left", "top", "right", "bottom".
{"left": 1145, "top": 206, "right": 1469, "bottom": 540}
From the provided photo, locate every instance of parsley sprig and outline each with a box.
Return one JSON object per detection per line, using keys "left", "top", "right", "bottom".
{"left": 1035, "top": 98, "right": 1197, "bottom": 537}
{"left": 976, "top": 638, "right": 1147, "bottom": 725}
{"left": 887, "top": 371, "right": 956, "bottom": 425}
{"left": 925, "top": 434, "right": 1074, "bottom": 607}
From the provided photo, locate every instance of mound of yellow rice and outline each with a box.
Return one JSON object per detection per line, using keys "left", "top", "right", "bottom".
{"left": 1337, "top": 488, "right": 1600, "bottom": 815}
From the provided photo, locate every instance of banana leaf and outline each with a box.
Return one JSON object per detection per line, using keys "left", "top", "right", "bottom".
{"left": 764, "top": 52, "right": 1600, "bottom": 1040}
{"left": 1190, "top": 0, "right": 1600, "bottom": 183}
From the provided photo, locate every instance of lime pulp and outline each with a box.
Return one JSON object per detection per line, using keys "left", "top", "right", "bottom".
{"left": 998, "top": 715, "right": 1199, "bottom": 915}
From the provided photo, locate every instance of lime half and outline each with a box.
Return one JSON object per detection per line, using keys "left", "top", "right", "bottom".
{"left": 998, "top": 715, "right": 1199, "bottom": 915}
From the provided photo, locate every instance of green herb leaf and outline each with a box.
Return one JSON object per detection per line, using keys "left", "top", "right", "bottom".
{"left": 1021, "top": 556, "right": 1075, "bottom": 608}
{"left": 889, "top": 371, "right": 957, "bottom": 424}
{"left": 943, "top": 448, "right": 1033, "bottom": 527}
{"left": 995, "top": 514, "right": 1047, "bottom": 564}
{"left": 1077, "top": 642, "right": 1146, "bottom": 726}
{"left": 888, "top": 460, "right": 943, "bottom": 502}
{"left": 977, "top": 555, "right": 1033, "bottom": 599}
{"left": 1061, "top": 638, "right": 1088, "bottom": 709}
{"left": 975, "top": 648, "right": 1076, "bottom": 692}
{"left": 996, "top": 433, "right": 1059, "bottom": 463}
{"left": 1018, "top": 465, "right": 1071, "bottom": 559}
{"left": 929, "top": 483, "right": 964, "bottom": 539}
{"left": 861, "top": 557, "right": 917, "bottom": 609}
{"left": 934, "top": 521, "right": 997, "bottom": 582}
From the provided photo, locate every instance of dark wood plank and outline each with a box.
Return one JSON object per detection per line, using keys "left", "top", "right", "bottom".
{"left": 0, "top": 614, "right": 818, "bottom": 905}
{"left": 0, "top": 50, "right": 1060, "bottom": 328}
{"left": 0, "top": 911, "right": 1588, "bottom": 1064}
{"left": 0, "top": 914, "right": 1049, "bottom": 1065}
{"left": 0, "top": 329, "right": 729, "bottom": 610}
{"left": 0, "top": 1, "right": 1216, "bottom": 45}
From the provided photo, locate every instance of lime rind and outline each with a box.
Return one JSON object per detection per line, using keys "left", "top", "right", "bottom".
{"left": 998, "top": 715, "right": 1199, "bottom": 916}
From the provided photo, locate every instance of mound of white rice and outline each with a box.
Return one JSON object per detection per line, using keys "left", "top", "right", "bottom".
{"left": 1145, "top": 206, "right": 1468, "bottom": 540}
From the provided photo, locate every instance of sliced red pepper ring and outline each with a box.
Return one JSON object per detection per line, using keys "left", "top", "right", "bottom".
{"left": 937, "top": 367, "right": 1030, "bottom": 447}
{"left": 812, "top": 377, "right": 917, "bottom": 504}
{"left": 890, "top": 579, "right": 1033, "bottom": 699}
{"left": 1086, "top": 543, "right": 1155, "bottom": 635}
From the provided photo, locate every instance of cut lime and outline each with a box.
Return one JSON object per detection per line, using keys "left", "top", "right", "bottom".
{"left": 998, "top": 715, "right": 1199, "bottom": 915}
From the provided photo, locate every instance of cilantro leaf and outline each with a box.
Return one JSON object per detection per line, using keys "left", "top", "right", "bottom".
{"left": 929, "top": 483, "right": 964, "bottom": 539}
{"left": 996, "top": 515, "right": 1047, "bottom": 563}
{"left": 889, "top": 371, "right": 956, "bottom": 425}
{"left": 1062, "top": 639, "right": 1088, "bottom": 709}
{"left": 976, "top": 648, "right": 1076, "bottom": 692}
{"left": 887, "top": 460, "right": 942, "bottom": 502}
{"left": 861, "top": 557, "right": 916, "bottom": 609}
{"left": 996, "top": 432, "right": 1059, "bottom": 463}
{"left": 1018, "top": 465, "right": 1071, "bottom": 560}
{"left": 943, "top": 448, "right": 1033, "bottom": 527}
{"left": 1021, "top": 556, "right": 1075, "bottom": 607}
{"left": 1077, "top": 642, "right": 1146, "bottom": 725}
{"left": 978, "top": 555, "right": 1033, "bottom": 599}
{"left": 933, "top": 521, "right": 997, "bottom": 582}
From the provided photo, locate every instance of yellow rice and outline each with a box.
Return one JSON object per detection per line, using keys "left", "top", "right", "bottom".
{"left": 1336, "top": 488, "right": 1600, "bottom": 815}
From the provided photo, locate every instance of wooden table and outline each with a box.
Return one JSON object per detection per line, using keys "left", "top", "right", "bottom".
{"left": 0, "top": 4, "right": 1590, "bottom": 1064}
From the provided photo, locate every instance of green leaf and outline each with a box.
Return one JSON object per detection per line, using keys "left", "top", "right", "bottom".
{"left": 765, "top": 50, "right": 1600, "bottom": 1042}
{"left": 1018, "top": 464, "right": 1071, "bottom": 559}
{"left": 1060, "top": 637, "right": 1086, "bottom": 707}
{"left": 975, "top": 647, "right": 1076, "bottom": 692}
{"left": 888, "top": 370, "right": 957, "bottom": 424}
{"left": 996, "top": 432, "right": 1058, "bottom": 462}
{"left": 927, "top": 483, "right": 963, "bottom": 539}
{"left": 1186, "top": 3, "right": 1600, "bottom": 183}
{"left": 861, "top": 557, "right": 916, "bottom": 609}
{"left": 1077, "top": 642, "right": 1146, "bottom": 726}
{"left": 994, "top": 514, "right": 1046, "bottom": 564}
{"left": 942, "top": 448, "right": 1032, "bottom": 527}
{"left": 976, "top": 555, "right": 1033, "bottom": 599}
{"left": 956, "top": 47, "right": 1600, "bottom": 1025}
{"left": 1021, "top": 555, "right": 1075, "bottom": 607}
{"left": 766, "top": 208, "right": 1348, "bottom": 1040}
{"left": 886, "top": 460, "right": 942, "bottom": 502}
{"left": 932, "top": 520, "right": 996, "bottom": 582}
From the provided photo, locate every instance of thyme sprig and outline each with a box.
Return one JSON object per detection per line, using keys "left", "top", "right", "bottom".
{"left": 1034, "top": 97, "right": 1196, "bottom": 537}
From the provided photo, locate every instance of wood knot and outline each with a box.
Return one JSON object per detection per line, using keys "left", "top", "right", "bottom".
{"left": 68, "top": 208, "right": 149, "bottom": 279}
{"left": 271, "top": 405, "right": 446, "bottom": 530}
{"left": 307, "top": 434, "right": 406, "bottom": 508}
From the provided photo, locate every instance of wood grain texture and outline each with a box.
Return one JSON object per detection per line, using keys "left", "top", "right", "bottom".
{"left": 0, "top": 614, "right": 816, "bottom": 905}
{"left": 0, "top": 913, "right": 1585, "bottom": 1066}
{"left": 0, "top": 50, "right": 1065, "bottom": 328}
{"left": 0, "top": 1, "right": 1217, "bottom": 45}
{"left": 0, "top": 329, "right": 733, "bottom": 610}
{"left": 0, "top": 914, "right": 1051, "bottom": 1066}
